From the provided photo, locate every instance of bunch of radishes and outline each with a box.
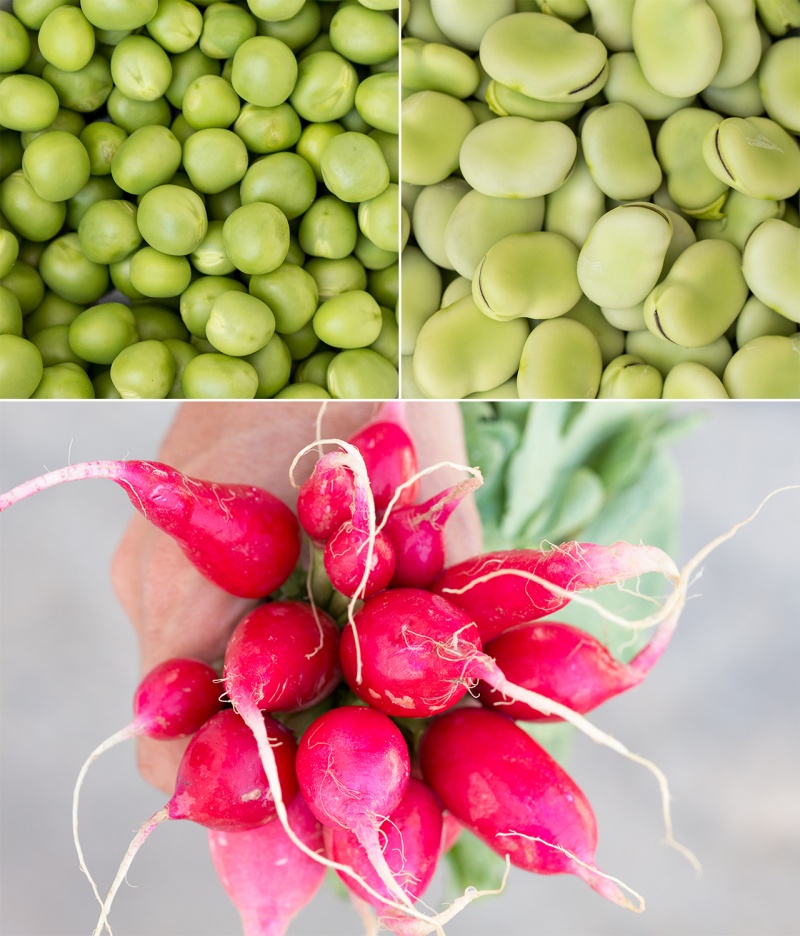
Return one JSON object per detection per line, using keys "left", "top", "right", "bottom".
{"left": 1, "top": 402, "right": 720, "bottom": 935}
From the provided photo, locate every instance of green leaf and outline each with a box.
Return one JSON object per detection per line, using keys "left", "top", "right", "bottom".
{"left": 444, "top": 827, "right": 507, "bottom": 894}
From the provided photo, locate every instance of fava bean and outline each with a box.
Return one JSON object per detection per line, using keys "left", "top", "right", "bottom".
{"left": 516, "top": 318, "right": 603, "bottom": 399}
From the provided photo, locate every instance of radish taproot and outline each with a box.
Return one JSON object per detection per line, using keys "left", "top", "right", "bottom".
{"left": 0, "top": 460, "right": 301, "bottom": 598}
{"left": 94, "top": 709, "right": 298, "bottom": 935}
{"left": 433, "top": 541, "right": 679, "bottom": 642}
{"left": 208, "top": 795, "right": 326, "bottom": 936}
{"left": 419, "top": 707, "right": 644, "bottom": 911}
{"left": 73, "top": 658, "right": 223, "bottom": 920}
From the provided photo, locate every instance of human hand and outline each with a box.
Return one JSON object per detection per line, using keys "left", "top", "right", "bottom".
{"left": 111, "top": 401, "right": 482, "bottom": 794}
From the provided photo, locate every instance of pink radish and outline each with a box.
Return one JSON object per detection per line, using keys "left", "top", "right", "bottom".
{"left": 433, "top": 541, "right": 679, "bottom": 642}
{"left": 0, "top": 460, "right": 301, "bottom": 599}
{"left": 324, "top": 778, "right": 443, "bottom": 912}
{"left": 338, "top": 588, "right": 681, "bottom": 858}
{"left": 296, "top": 454, "right": 355, "bottom": 545}
{"left": 419, "top": 707, "right": 642, "bottom": 910}
{"left": 223, "top": 601, "right": 341, "bottom": 715}
{"left": 346, "top": 401, "right": 419, "bottom": 511}
{"left": 295, "top": 705, "right": 413, "bottom": 909}
{"left": 381, "top": 477, "right": 482, "bottom": 589}
{"left": 208, "top": 794, "right": 326, "bottom": 936}
{"left": 476, "top": 615, "right": 676, "bottom": 720}
{"left": 93, "top": 708, "right": 298, "bottom": 934}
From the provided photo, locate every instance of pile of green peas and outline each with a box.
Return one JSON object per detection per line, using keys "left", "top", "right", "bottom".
{"left": 400, "top": 0, "right": 800, "bottom": 400}
{"left": 0, "top": 0, "right": 400, "bottom": 399}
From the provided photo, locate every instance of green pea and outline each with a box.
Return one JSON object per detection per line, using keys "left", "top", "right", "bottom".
{"left": 0, "top": 229, "right": 19, "bottom": 281}
{"left": 517, "top": 318, "right": 603, "bottom": 399}
{"left": 0, "top": 333, "right": 43, "bottom": 397}
{"left": 233, "top": 102, "right": 302, "bottom": 154}
{"left": 130, "top": 302, "right": 188, "bottom": 342}
{"left": 249, "top": 262, "right": 318, "bottom": 334}
{"left": 368, "top": 260, "right": 398, "bottom": 309}
{"left": 355, "top": 232, "right": 397, "bottom": 271}
{"left": 240, "top": 152, "right": 316, "bottom": 220}
{"left": 0, "top": 171, "right": 66, "bottom": 242}
{"left": 181, "top": 351, "right": 259, "bottom": 398}
{"left": 80, "top": 0, "right": 158, "bottom": 31}
{"left": 179, "top": 274, "right": 246, "bottom": 337}
{"left": 76, "top": 198, "right": 139, "bottom": 265}
{"left": 312, "top": 289, "right": 383, "bottom": 349}
{"left": 243, "top": 332, "right": 292, "bottom": 397}
{"left": 401, "top": 90, "right": 476, "bottom": 185}
{"left": 255, "top": 0, "right": 320, "bottom": 49}
{"left": 577, "top": 203, "right": 673, "bottom": 309}
{"left": 597, "top": 353, "right": 663, "bottom": 398}
{"left": 222, "top": 202, "right": 289, "bottom": 275}
{"left": 205, "top": 290, "right": 276, "bottom": 356}
{"left": 473, "top": 231, "right": 581, "bottom": 322}
{"left": 30, "top": 361, "right": 94, "bottom": 398}
{"left": 741, "top": 219, "right": 800, "bottom": 324}
{"left": 702, "top": 116, "right": 800, "bottom": 200}
{"left": 30, "top": 323, "right": 88, "bottom": 367}
{"left": 111, "top": 125, "right": 182, "bottom": 195}
{"left": 0, "top": 132, "right": 24, "bottom": 182}
{"left": 43, "top": 54, "right": 113, "bottom": 113}
{"left": 0, "top": 10, "right": 31, "bottom": 72}
{"left": 182, "top": 74, "right": 241, "bottom": 129}
{"left": 368, "top": 305, "right": 399, "bottom": 368}
{"left": 329, "top": 5, "right": 397, "bottom": 64}
{"left": 289, "top": 50, "right": 357, "bottom": 122}
{"left": 304, "top": 254, "right": 366, "bottom": 300}
{"left": 80, "top": 121, "right": 128, "bottom": 175}
{"left": 92, "top": 368, "right": 122, "bottom": 398}
{"left": 38, "top": 7, "right": 95, "bottom": 73}
{"left": 760, "top": 36, "right": 800, "bottom": 133}
{"left": 661, "top": 361, "right": 729, "bottom": 398}
{"left": 23, "top": 291, "right": 83, "bottom": 337}
{"left": 327, "top": 347, "right": 398, "bottom": 398}
{"left": 161, "top": 336, "right": 198, "bottom": 397}
{"left": 190, "top": 220, "right": 235, "bottom": 276}
{"left": 0, "top": 285, "right": 23, "bottom": 337}
{"left": 230, "top": 35, "right": 297, "bottom": 107}
{"left": 295, "top": 121, "right": 345, "bottom": 181}
{"left": 369, "top": 128, "right": 399, "bottom": 185}
{"left": 20, "top": 108, "right": 87, "bottom": 149}
{"left": 0, "top": 75, "right": 60, "bottom": 132}
{"left": 1, "top": 259, "right": 44, "bottom": 314}
{"left": 205, "top": 182, "right": 242, "bottom": 222}
{"left": 735, "top": 295, "right": 798, "bottom": 348}
{"left": 165, "top": 45, "right": 221, "bottom": 108}
{"left": 200, "top": 2, "right": 257, "bottom": 59}
{"left": 109, "top": 253, "right": 147, "bottom": 301}
{"left": 459, "top": 116, "right": 577, "bottom": 199}
{"left": 67, "top": 301, "right": 138, "bottom": 364}
{"left": 21, "top": 130, "right": 90, "bottom": 202}
{"left": 294, "top": 348, "right": 336, "bottom": 387}
{"left": 39, "top": 233, "right": 109, "bottom": 304}
{"left": 274, "top": 381, "right": 331, "bottom": 398}
{"left": 413, "top": 294, "right": 528, "bottom": 398}
{"left": 722, "top": 334, "right": 800, "bottom": 398}
{"left": 320, "top": 131, "right": 390, "bottom": 204}
{"left": 626, "top": 328, "right": 733, "bottom": 378}
{"left": 67, "top": 175, "right": 124, "bottom": 229}
{"left": 480, "top": 11, "right": 608, "bottom": 102}
{"left": 145, "top": 0, "right": 204, "bottom": 54}
{"left": 643, "top": 239, "right": 748, "bottom": 348}
{"left": 136, "top": 184, "right": 208, "bottom": 257}
{"left": 129, "top": 245, "right": 192, "bottom": 298}
{"left": 354, "top": 72, "right": 399, "bottom": 134}
{"left": 110, "top": 338, "right": 175, "bottom": 398}
{"left": 298, "top": 194, "right": 357, "bottom": 259}
{"left": 632, "top": 0, "right": 722, "bottom": 97}
{"left": 182, "top": 127, "right": 249, "bottom": 194}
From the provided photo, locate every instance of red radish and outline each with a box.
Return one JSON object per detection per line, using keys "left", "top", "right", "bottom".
{"left": 0, "top": 460, "right": 301, "bottom": 599}
{"left": 93, "top": 709, "right": 298, "bottom": 935}
{"left": 223, "top": 602, "right": 341, "bottom": 715}
{"left": 381, "top": 476, "right": 483, "bottom": 589}
{"left": 324, "top": 520, "right": 396, "bottom": 598}
{"left": 339, "top": 588, "right": 680, "bottom": 857}
{"left": 433, "top": 541, "right": 679, "bottom": 642}
{"left": 296, "top": 452, "right": 355, "bottom": 545}
{"left": 347, "top": 401, "right": 419, "bottom": 511}
{"left": 208, "top": 795, "right": 326, "bottom": 936}
{"left": 324, "top": 778, "right": 443, "bottom": 911}
{"left": 476, "top": 614, "right": 677, "bottom": 720}
{"left": 73, "top": 659, "right": 223, "bottom": 902}
{"left": 295, "top": 705, "right": 413, "bottom": 909}
{"left": 419, "top": 708, "right": 642, "bottom": 910}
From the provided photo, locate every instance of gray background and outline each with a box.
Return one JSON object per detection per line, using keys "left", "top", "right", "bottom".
{"left": 1, "top": 401, "right": 798, "bottom": 936}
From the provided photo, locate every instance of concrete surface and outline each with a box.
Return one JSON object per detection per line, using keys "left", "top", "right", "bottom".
{"left": 1, "top": 401, "right": 798, "bottom": 935}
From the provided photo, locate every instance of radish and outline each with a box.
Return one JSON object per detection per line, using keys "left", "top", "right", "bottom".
{"left": 295, "top": 705, "right": 413, "bottom": 910}
{"left": 296, "top": 454, "right": 355, "bottom": 545}
{"left": 94, "top": 708, "right": 298, "bottom": 935}
{"left": 338, "top": 588, "right": 684, "bottom": 861}
{"left": 419, "top": 707, "right": 643, "bottom": 911}
{"left": 208, "top": 794, "right": 326, "bottom": 936}
{"left": 0, "top": 460, "right": 301, "bottom": 599}
{"left": 380, "top": 476, "right": 483, "bottom": 589}
{"left": 433, "top": 541, "right": 680, "bottom": 642}
{"left": 73, "top": 658, "right": 223, "bottom": 920}
{"left": 476, "top": 615, "right": 676, "bottom": 720}
{"left": 324, "top": 777, "right": 443, "bottom": 934}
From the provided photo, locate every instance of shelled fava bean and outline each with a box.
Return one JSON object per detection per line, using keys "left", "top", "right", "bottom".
{"left": 0, "top": 0, "right": 400, "bottom": 399}
{"left": 401, "top": 0, "right": 800, "bottom": 400}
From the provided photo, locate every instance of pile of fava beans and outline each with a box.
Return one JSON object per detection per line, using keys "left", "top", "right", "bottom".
{"left": 401, "top": 0, "right": 800, "bottom": 400}
{"left": 0, "top": 0, "right": 400, "bottom": 400}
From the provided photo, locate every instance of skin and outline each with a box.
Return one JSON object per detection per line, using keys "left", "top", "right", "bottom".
{"left": 111, "top": 401, "right": 482, "bottom": 793}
